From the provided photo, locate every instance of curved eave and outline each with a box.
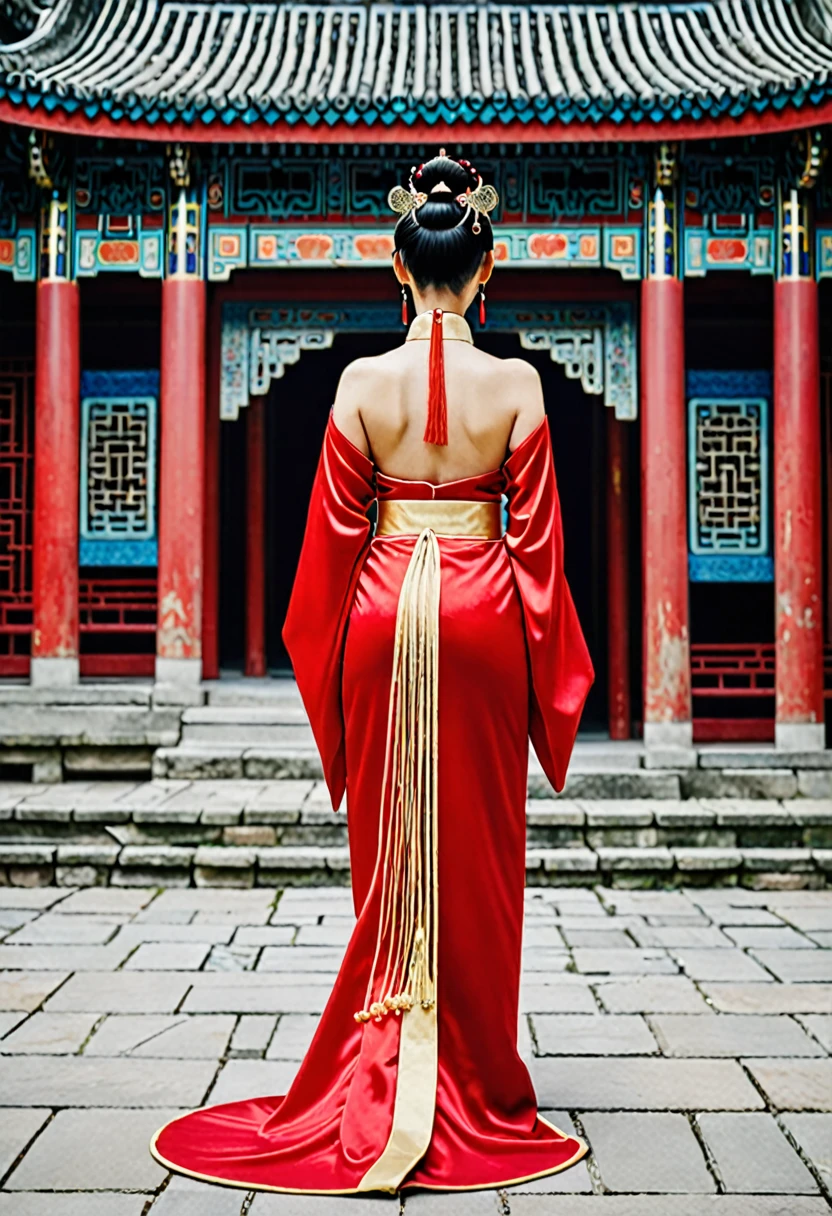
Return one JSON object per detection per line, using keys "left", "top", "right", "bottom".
{"left": 2, "top": 90, "right": 832, "bottom": 144}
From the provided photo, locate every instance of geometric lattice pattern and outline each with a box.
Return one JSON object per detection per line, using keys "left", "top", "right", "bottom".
{"left": 0, "top": 357, "right": 34, "bottom": 669}
{"left": 691, "top": 399, "right": 766, "bottom": 552}
{"left": 80, "top": 371, "right": 158, "bottom": 566}
{"left": 85, "top": 401, "right": 153, "bottom": 535}
{"left": 687, "top": 371, "right": 772, "bottom": 583}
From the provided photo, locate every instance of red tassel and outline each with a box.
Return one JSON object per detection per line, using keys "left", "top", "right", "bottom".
{"left": 401, "top": 289, "right": 408, "bottom": 327}
{"left": 423, "top": 308, "right": 448, "bottom": 446}
{"left": 479, "top": 288, "right": 486, "bottom": 327}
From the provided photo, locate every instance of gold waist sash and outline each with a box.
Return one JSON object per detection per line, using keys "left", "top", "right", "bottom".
{"left": 376, "top": 498, "right": 502, "bottom": 539}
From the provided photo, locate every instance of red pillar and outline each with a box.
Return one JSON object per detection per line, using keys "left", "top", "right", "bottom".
{"left": 245, "top": 398, "right": 267, "bottom": 677}
{"left": 606, "top": 411, "right": 631, "bottom": 740}
{"left": 32, "top": 280, "right": 80, "bottom": 686}
{"left": 641, "top": 276, "right": 692, "bottom": 747}
{"left": 156, "top": 278, "right": 206, "bottom": 685}
{"left": 202, "top": 292, "right": 221, "bottom": 680}
{"left": 774, "top": 277, "right": 824, "bottom": 748}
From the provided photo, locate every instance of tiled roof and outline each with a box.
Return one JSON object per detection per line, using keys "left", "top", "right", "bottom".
{"left": 1, "top": 0, "right": 831, "bottom": 132}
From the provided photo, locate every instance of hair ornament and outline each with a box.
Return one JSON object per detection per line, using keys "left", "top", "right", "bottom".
{"left": 388, "top": 154, "right": 498, "bottom": 233}
{"left": 388, "top": 184, "right": 428, "bottom": 216}
{"left": 456, "top": 178, "right": 499, "bottom": 234}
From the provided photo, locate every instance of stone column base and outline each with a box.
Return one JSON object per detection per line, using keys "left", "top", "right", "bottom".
{"left": 643, "top": 721, "right": 693, "bottom": 749}
{"left": 30, "top": 657, "right": 79, "bottom": 688}
{"left": 155, "top": 656, "right": 202, "bottom": 687}
{"left": 775, "top": 722, "right": 826, "bottom": 752}
{"left": 643, "top": 720, "right": 696, "bottom": 768}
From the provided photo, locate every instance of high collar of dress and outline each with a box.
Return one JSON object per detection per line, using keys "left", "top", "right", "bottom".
{"left": 406, "top": 310, "right": 473, "bottom": 344}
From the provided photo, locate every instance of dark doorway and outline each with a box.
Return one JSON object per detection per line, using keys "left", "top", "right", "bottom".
{"left": 218, "top": 327, "right": 609, "bottom": 732}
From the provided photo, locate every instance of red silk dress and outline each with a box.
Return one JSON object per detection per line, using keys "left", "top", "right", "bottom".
{"left": 152, "top": 413, "right": 594, "bottom": 1195}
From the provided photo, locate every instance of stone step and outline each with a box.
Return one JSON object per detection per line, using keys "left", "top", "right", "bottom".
{"left": 2, "top": 785, "right": 830, "bottom": 888}
{"left": 0, "top": 838, "right": 828, "bottom": 890}
{"left": 153, "top": 743, "right": 685, "bottom": 795}
{"left": 148, "top": 744, "right": 832, "bottom": 799}
{"left": 203, "top": 678, "right": 305, "bottom": 707}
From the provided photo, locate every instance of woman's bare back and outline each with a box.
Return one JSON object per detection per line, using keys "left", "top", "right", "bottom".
{"left": 332, "top": 334, "right": 545, "bottom": 484}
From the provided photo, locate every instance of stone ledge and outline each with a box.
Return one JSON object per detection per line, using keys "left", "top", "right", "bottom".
{"left": 3, "top": 841, "right": 829, "bottom": 889}
{"left": 596, "top": 847, "right": 675, "bottom": 871}
{"left": 0, "top": 684, "right": 152, "bottom": 706}
{"left": 681, "top": 770, "right": 800, "bottom": 800}
{"left": 118, "top": 845, "right": 195, "bottom": 868}
{"left": 698, "top": 748, "right": 832, "bottom": 769}
{"left": 674, "top": 847, "right": 743, "bottom": 872}
{"left": 740, "top": 848, "right": 815, "bottom": 873}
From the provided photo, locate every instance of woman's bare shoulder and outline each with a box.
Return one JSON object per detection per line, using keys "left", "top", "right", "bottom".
{"left": 332, "top": 354, "right": 401, "bottom": 452}
{"left": 500, "top": 359, "right": 545, "bottom": 449}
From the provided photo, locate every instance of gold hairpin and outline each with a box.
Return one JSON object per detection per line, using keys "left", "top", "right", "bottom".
{"left": 388, "top": 185, "right": 428, "bottom": 216}
{"left": 456, "top": 182, "right": 499, "bottom": 215}
{"left": 456, "top": 179, "right": 499, "bottom": 233}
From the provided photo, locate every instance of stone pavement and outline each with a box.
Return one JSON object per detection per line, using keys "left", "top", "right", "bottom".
{"left": 0, "top": 883, "right": 830, "bottom": 1215}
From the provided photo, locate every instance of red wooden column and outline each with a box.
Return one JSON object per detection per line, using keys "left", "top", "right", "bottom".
{"left": 245, "top": 397, "right": 267, "bottom": 677}
{"left": 32, "top": 197, "right": 80, "bottom": 687}
{"left": 773, "top": 189, "right": 824, "bottom": 749}
{"left": 641, "top": 173, "right": 692, "bottom": 751}
{"left": 202, "top": 291, "right": 221, "bottom": 680}
{"left": 606, "top": 411, "right": 631, "bottom": 739}
{"left": 156, "top": 178, "right": 206, "bottom": 687}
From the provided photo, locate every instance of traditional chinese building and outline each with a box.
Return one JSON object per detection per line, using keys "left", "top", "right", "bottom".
{"left": 0, "top": 0, "right": 830, "bottom": 776}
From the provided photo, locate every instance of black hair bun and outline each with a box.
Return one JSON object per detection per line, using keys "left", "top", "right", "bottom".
{"left": 395, "top": 152, "right": 493, "bottom": 294}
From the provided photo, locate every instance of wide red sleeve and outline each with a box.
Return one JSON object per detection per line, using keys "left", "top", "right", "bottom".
{"left": 504, "top": 418, "right": 594, "bottom": 793}
{"left": 282, "top": 415, "right": 374, "bottom": 809}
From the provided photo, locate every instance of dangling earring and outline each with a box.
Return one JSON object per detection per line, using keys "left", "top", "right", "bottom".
{"left": 479, "top": 284, "right": 486, "bottom": 327}
{"left": 401, "top": 285, "right": 408, "bottom": 327}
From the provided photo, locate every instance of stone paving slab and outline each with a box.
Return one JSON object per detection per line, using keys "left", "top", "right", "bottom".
{"left": 696, "top": 1112, "right": 819, "bottom": 1194}
{"left": 84, "top": 1013, "right": 236, "bottom": 1058}
{"left": 702, "top": 983, "right": 832, "bottom": 1014}
{"left": 0, "top": 883, "right": 829, "bottom": 1212}
{"left": 45, "top": 971, "right": 193, "bottom": 1012}
{"left": 146, "top": 1175, "right": 245, "bottom": 1215}
{"left": 781, "top": 1113, "right": 832, "bottom": 1185}
{"left": 0, "top": 1197, "right": 149, "bottom": 1215}
{"left": 580, "top": 1112, "right": 715, "bottom": 1193}
{"left": 531, "top": 1058, "right": 764, "bottom": 1110}
{"left": 0, "top": 1107, "right": 49, "bottom": 1178}
{"left": 746, "top": 1059, "right": 832, "bottom": 1111}
{"left": 0, "top": 1056, "right": 216, "bottom": 1106}
{"left": 5, "top": 1108, "right": 179, "bottom": 1190}
{"left": 647, "top": 1013, "right": 824, "bottom": 1058}
{"left": 504, "top": 1201, "right": 830, "bottom": 1214}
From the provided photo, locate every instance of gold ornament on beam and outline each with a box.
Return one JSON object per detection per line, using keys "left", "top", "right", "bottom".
{"left": 655, "top": 142, "right": 678, "bottom": 190}
{"left": 796, "top": 129, "right": 825, "bottom": 191}
{"left": 167, "top": 143, "right": 191, "bottom": 189}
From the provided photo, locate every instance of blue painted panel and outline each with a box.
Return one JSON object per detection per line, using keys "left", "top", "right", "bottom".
{"left": 687, "top": 369, "right": 771, "bottom": 583}
{"left": 79, "top": 539, "right": 158, "bottom": 566}
{"left": 80, "top": 370, "right": 158, "bottom": 567}
{"left": 689, "top": 554, "right": 774, "bottom": 583}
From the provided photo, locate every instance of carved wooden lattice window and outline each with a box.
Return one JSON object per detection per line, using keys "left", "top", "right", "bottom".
{"left": 0, "top": 357, "right": 33, "bottom": 671}
{"left": 80, "top": 370, "right": 158, "bottom": 567}
{"left": 687, "top": 371, "right": 772, "bottom": 583}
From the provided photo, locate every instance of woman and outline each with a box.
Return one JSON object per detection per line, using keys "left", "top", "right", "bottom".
{"left": 151, "top": 152, "right": 594, "bottom": 1195}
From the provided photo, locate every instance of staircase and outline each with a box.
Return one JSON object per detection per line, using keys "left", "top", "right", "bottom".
{"left": 0, "top": 777, "right": 829, "bottom": 892}
{"left": 158, "top": 680, "right": 321, "bottom": 780}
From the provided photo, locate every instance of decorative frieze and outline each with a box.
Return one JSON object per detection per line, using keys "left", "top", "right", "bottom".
{"left": 209, "top": 222, "right": 642, "bottom": 280}
{"left": 74, "top": 219, "right": 163, "bottom": 279}
{"left": 221, "top": 302, "right": 637, "bottom": 421}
